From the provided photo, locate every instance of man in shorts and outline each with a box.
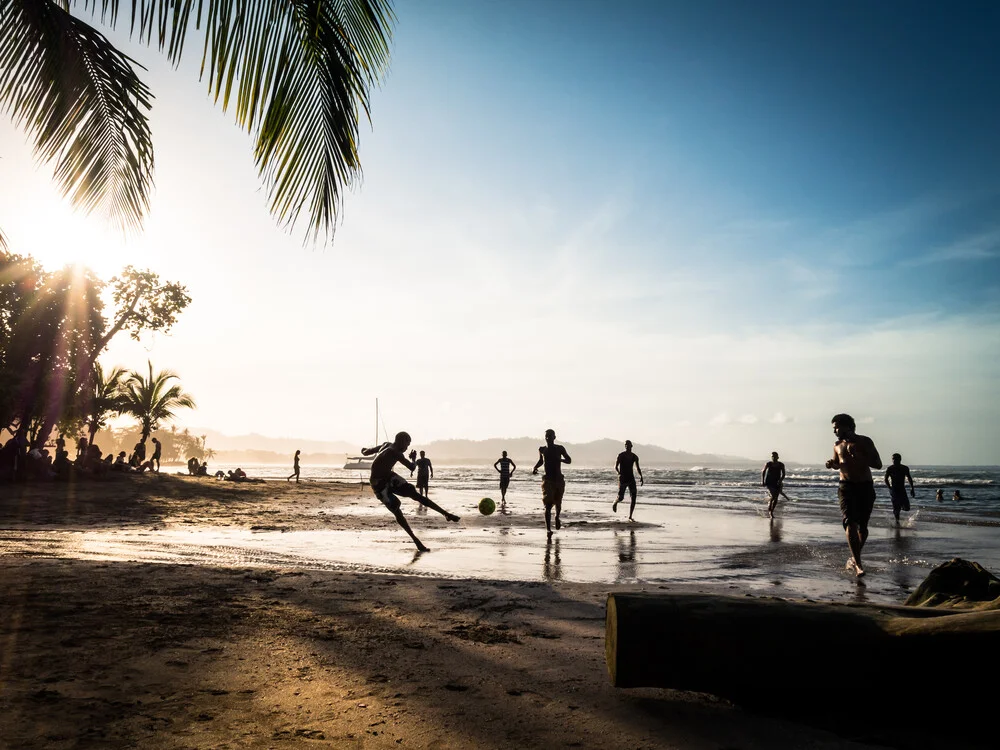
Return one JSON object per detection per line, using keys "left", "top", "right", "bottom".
{"left": 825, "top": 413, "right": 882, "bottom": 577}
{"left": 884, "top": 453, "right": 915, "bottom": 525}
{"left": 761, "top": 451, "right": 786, "bottom": 518}
{"left": 613, "top": 440, "right": 643, "bottom": 520}
{"left": 493, "top": 450, "right": 517, "bottom": 507}
{"left": 364, "top": 432, "right": 459, "bottom": 552}
{"left": 414, "top": 450, "right": 433, "bottom": 497}
{"left": 532, "top": 429, "right": 572, "bottom": 538}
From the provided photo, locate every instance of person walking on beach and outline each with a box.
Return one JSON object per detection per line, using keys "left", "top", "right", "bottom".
{"left": 287, "top": 449, "right": 301, "bottom": 482}
{"left": 825, "top": 413, "right": 882, "bottom": 577}
{"left": 494, "top": 451, "right": 517, "bottom": 507}
{"left": 532, "top": 429, "right": 572, "bottom": 538}
{"left": 150, "top": 437, "right": 162, "bottom": 473}
{"left": 613, "top": 440, "right": 643, "bottom": 520}
{"left": 414, "top": 450, "right": 433, "bottom": 498}
{"left": 364, "top": 432, "right": 460, "bottom": 552}
{"left": 884, "top": 453, "right": 914, "bottom": 524}
{"left": 761, "top": 451, "right": 786, "bottom": 518}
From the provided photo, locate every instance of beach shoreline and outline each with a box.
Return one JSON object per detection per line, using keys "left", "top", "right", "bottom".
{"left": 0, "top": 476, "right": 989, "bottom": 748}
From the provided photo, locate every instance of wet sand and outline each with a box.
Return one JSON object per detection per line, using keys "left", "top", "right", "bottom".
{"left": 0, "top": 475, "right": 986, "bottom": 749}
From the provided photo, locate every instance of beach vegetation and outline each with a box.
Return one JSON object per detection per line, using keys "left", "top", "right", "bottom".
{"left": 0, "top": 249, "right": 191, "bottom": 448}
{"left": 0, "top": 0, "right": 395, "bottom": 242}
{"left": 82, "top": 362, "right": 129, "bottom": 445}
{"left": 120, "top": 360, "right": 196, "bottom": 443}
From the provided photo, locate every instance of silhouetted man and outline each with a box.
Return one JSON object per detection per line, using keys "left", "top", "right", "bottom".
{"left": 613, "top": 440, "right": 643, "bottom": 520}
{"left": 761, "top": 451, "right": 786, "bottom": 518}
{"left": 826, "top": 414, "right": 882, "bottom": 577}
{"left": 884, "top": 453, "right": 914, "bottom": 524}
{"left": 150, "top": 437, "right": 162, "bottom": 473}
{"left": 365, "top": 432, "right": 459, "bottom": 552}
{"left": 532, "top": 429, "right": 571, "bottom": 538}
{"left": 414, "top": 450, "right": 433, "bottom": 498}
{"left": 493, "top": 450, "right": 516, "bottom": 505}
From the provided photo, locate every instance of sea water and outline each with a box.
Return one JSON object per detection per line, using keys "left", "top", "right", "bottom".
{"left": 2, "top": 464, "right": 995, "bottom": 605}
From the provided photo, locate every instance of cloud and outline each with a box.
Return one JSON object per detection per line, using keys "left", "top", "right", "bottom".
{"left": 769, "top": 412, "right": 793, "bottom": 424}
{"left": 709, "top": 412, "right": 732, "bottom": 426}
{"left": 859, "top": 416, "right": 876, "bottom": 424}
{"left": 674, "top": 419, "right": 692, "bottom": 428}
{"left": 902, "top": 227, "right": 1000, "bottom": 267}
{"left": 738, "top": 414, "right": 759, "bottom": 425}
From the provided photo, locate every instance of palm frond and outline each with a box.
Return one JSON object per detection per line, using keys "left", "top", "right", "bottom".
{"left": 73, "top": 0, "right": 394, "bottom": 242}
{"left": 0, "top": 0, "right": 155, "bottom": 232}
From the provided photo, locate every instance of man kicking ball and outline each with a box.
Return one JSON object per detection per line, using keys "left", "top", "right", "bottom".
{"left": 362, "top": 432, "right": 460, "bottom": 551}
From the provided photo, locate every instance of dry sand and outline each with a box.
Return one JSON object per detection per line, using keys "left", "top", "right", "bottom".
{"left": 0, "top": 474, "right": 983, "bottom": 749}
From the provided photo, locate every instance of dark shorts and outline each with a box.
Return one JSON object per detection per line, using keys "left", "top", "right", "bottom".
{"left": 838, "top": 481, "right": 876, "bottom": 530}
{"left": 416, "top": 474, "right": 429, "bottom": 490}
{"left": 372, "top": 473, "right": 412, "bottom": 512}
{"left": 499, "top": 476, "right": 510, "bottom": 491}
{"left": 542, "top": 476, "right": 565, "bottom": 508}
{"left": 766, "top": 482, "right": 781, "bottom": 500}
{"left": 889, "top": 486, "right": 910, "bottom": 513}
{"left": 617, "top": 476, "right": 637, "bottom": 501}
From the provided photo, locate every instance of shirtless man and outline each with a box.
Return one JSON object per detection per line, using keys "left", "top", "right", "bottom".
{"left": 613, "top": 440, "right": 643, "bottom": 520}
{"left": 883, "top": 453, "right": 914, "bottom": 524}
{"left": 414, "top": 450, "right": 433, "bottom": 498}
{"left": 761, "top": 451, "right": 786, "bottom": 518}
{"left": 493, "top": 450, "right": 516, "bottom": 506}
{"left": 825, "top": 413, "right": 882, "bottom": 577}
{"left": 363, "top": 432, "right": 459, "bottom": 551}
{"left": 532, "top": 429, "right": 572, "bottom": 538}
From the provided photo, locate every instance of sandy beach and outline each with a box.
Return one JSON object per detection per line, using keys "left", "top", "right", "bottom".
{"left": 0, "top": 475, "right": 991, "bottom": 749}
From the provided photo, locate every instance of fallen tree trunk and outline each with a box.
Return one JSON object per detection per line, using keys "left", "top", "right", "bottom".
{"left": 606, "top": 592, "right": 1000, "bottom": 712}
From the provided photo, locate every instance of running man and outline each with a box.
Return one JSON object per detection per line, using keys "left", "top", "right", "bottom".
{"left": 364, "top": 432, "right": 459, "bottom": 552}
{"left": 493, "top": 450, "right": 516, "bottom": 506}
{"left": 532, "top": 429, "right": 572, "bottom": 538}
{"left": 414, "top": 450, "right": 433, "bottom": 498}
{"left": 825, "top": 413, "right": 882, "bottom": 577}
{"left": 287, "top": 449, "right": 301, "bottom": 482}
{"left": 883, "top": 453, "right": 914, "bottom": 524}
{"left": 613, "top": 440, "right": 643, "bottom": 520}
{"left": 761, "top": 451, "right": 786, "bottom": 518}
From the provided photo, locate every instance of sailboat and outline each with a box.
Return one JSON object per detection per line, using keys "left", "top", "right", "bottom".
{"left": 343, "top": 399, "right": 382, "bottom": 471}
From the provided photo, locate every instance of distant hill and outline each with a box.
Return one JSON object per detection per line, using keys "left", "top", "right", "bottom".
{"left": 191, "top": 429, "right": 753, "bottom": 468}
{"left": 422, "top": 437, "right": 752, "bottom": 468}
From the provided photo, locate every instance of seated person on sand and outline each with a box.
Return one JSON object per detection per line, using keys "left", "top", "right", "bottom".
{"left": 113, "top": 452, "right": 131, "bottom": 472}
{"left": 187, "top": 456, "right": 200, "bottom": 475}
{"left": 365, "top": 431, "right": 460, "bottom": 552}
{"left": 196, "top": 462, "right": 210, "bottom": 477}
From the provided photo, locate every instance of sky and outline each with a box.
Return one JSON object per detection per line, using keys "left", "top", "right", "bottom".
{"left": 2, "top": 0, "right": 999, "bottom": 464}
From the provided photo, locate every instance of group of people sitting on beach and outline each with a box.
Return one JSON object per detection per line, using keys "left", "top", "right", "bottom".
{"left": 0, "top": 434, "right": 165, "bottom": 481}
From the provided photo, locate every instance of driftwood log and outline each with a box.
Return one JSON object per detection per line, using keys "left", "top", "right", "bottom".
{"left": 606, "top": 591, "right": 1000, "bottom": 714}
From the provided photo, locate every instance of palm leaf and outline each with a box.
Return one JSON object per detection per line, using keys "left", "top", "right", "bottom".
{"left": 0, "top": 0, "right": 155, "bottom": 232}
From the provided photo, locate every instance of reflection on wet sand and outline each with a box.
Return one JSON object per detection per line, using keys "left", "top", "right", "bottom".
{"left": 769, "top": 517, "right": 782, "bottom": 544}
{"left": 615, "top": 530, "right": 637, "bottom": 581}
{"left": 543, "top": 536, "right": 561, "bottom": 581}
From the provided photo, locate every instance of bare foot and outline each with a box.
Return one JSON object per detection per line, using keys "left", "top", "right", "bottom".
{"left": 416, "top": 543, "right": 430, "bottom": 553}
{"left": 547, "top": 530, "right": 553, "bottom": 539}
{"left": 445, "top": 513, "right": 460, "bottom": 523}
{"left": 855, "top": 561, "right": 865, "bottom": 577}
{"left": 555, "top": 517, "right": 561, "bottom": 530}
{"left": 612, "top": 501, "right": 618, "bottom": 513}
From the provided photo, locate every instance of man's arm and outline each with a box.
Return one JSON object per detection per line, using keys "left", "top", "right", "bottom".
{"left": 636, "top": 458, "right": 643, "bottom": 485}
{"left": 906, "top": 468, "right": 914, "bottom": 494}
{"left": 494, "top": 459, "right": 500, "bottom": 473}
{"left": 398, "top": 453, "right": 416, "bottom": 473}
{"left": 615, "top": 455, "right": 622, "bottom": 475}
{"left": 779, "top": 463, "right": 785, "bottom": 482}
{"left": 761, "top": 464, "right": 767, "bottom": 485}
{"left": 532, "top": 448, "right": 544, "bottom": 474}
{"left": 510, "top": 459, "right": 516, "bottom": 474}
{"left": 428, "top": 460, "right": 433, "bottom": 478}
{"left": 561, "top": 447, "right": 572, "bottom": 464}
{"left": 825, "top": 446, "right": 840, "bottom": 470}
{"left": 865, "top": 437, "right": 882, "bottom": 470}
{"left": 884, "top": 467, "right": 891, "bottom": 488}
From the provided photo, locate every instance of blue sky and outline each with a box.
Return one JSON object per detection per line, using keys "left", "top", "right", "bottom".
{"left": 2, "top": 0, "right": 998, "bottom": 463}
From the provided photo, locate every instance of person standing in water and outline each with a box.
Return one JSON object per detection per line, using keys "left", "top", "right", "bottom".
{"left": 825, "top": 413, "right": 882, "bottom": 577}
{"left": 953, "top": 489, "right": 962, "bottom": 502}
{"left": 287, "top": 449, "right": 301, "bottom": 482}
{"left": 414, "top": 450, "right": 433, "bottom": 497}
{"left": 761, "top": 451, "right": 786, "bottom": 519}
{"left": 613, "top": 440, "right": 643, "bottom": 521}
{"left": 493, "top": 450, "right": 517, "bottom": 506}
{"left": 883, "top": 453, "right": 914, "bottom": 524}
{"left": 365, "top": 432, "right": 459, "bottom": 552}
{"left": 532, "top": 429, "right": 572, "bottom": 538}
{"left": 935, "top": 488, "right": 944, "bottom": 502}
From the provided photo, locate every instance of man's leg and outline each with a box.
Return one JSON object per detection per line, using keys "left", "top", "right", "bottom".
{"left": 846, "top": 522, "right": 865, "bottom": 576}
{"left": 629, "top": 481, "right": 637, "bottom": 520}
{"left": 554, "top": 481, "right": 563, "bottom": 529}
{"left": 544, "top": 503, "right": 553, "bottom": 537}
{"left": 613, "top": 481, "right": 624, "bottom": 513}
{"left": 399, "top": 482, "right": 458, "bottom": 521}
{"left": 390, "top": 507, "right": 430, "bottom": 552}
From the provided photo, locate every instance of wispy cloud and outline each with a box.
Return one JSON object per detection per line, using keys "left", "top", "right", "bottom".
{"left": 738, "top": 414, "right": 759, "bottom": 425}
{"left": 769, "top": 412, "right": 793, "bottom": 424}
{"left": 709, "top": 412, "right": 731, "bottom": 426}
{"left": 901, "top": 227, "right": 1000, "bottom": 267}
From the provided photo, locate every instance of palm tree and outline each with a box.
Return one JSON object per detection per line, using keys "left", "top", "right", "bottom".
{"left": 121, "top": 360, "right": 196, "bottom": 442}
{"left": 0, "top": 1, "right": 394, "bottom": 242}
{"left": 84, "top": 362, "right": 128, "bottom": 445}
